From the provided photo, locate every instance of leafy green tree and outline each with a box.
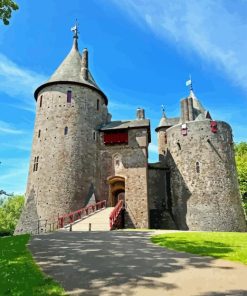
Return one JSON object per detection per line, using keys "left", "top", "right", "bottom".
{"left": 235, "top": 142, "right": 247, "bottom": 215}
{"left": 0, "top": 0, "right": 18, "bottom": 25}
{"left": 0, "top": 195, "right": 24, "bottom": 235}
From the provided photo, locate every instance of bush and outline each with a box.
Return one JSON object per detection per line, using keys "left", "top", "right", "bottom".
{"left": 0, "top": 195, "right": 24, "bottom": 235}
{"left": 235, "top": 142, "right": 247, "bottom": 216}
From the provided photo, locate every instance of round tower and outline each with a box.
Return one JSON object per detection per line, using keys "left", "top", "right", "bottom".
{"left": 16, "top": 25, "right": 108, "bottom": 233}
{"left": 156, "top": 109, "right": 180, "bottom": 161}
{"left": 162, "top": 90, "right": 246, "bottom": 232}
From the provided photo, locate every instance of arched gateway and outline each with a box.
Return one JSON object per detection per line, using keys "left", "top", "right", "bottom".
{"left": 107, "top": 176, "right": 125, "bottom": 207}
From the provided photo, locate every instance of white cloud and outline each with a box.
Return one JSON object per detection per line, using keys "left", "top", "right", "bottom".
{"left": 0, "top": 120, "right": 24, "bottom": 134}
{"left": 0, "top": 53, "right": 47, "bottom": 111}
{"left": 112, "top": 0, "right": 247, "bottom": 92}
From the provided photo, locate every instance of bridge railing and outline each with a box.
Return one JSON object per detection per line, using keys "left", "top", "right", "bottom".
{"left": 58, "top": 200, "right": 106, "bottom": 229}
{"left": 109, "top": 200, "right": 124, "bottom": 230}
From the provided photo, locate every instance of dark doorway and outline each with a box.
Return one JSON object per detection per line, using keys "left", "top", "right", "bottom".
{"left": 113, "top": 190, "right": 125, "bottom": 207}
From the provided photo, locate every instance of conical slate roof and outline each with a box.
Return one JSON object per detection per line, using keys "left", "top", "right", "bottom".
{"left": 34, "top": 37, "right": 107, "bottom": 104}
{"left": 155, "top": 115, "right": 180, "bottom": 131}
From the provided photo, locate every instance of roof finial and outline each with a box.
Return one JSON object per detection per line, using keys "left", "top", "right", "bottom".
{"left": 71, "top": 19, "right": 79, "bottom": 39}
{"left": 161, "top": 105, "right": 166, "bottom": 118}
{"left": 186, "top": 74, "right": 193, "bottom": 92}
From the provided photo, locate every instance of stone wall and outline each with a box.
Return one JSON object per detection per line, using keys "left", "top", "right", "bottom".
{"left": 99, "top": 127, "right": 149, "bottom": 228}
{"left": 164, "top": 120, "right": 246, "bottom": 231}
{"left": 15, "top": 83, "right": 108, "bottom": 234}
{"left": 148, "top": 164, "right": 177, "bottom": 229}
{"left": 148, "top": 164, "right": 166, "bottom": 228}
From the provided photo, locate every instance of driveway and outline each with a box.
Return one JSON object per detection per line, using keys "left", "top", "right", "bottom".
{"left": 29, "top": 231, "right": 247, "bottom": 296}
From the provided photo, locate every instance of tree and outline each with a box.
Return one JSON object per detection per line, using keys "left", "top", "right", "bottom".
{"left": 0, "top": 195, "right": 24, "bottom": 235}
{"left": 235, "top": 142, "right": 247, "bottom": 215}
{"left": 0, "top": 0, "right": 19, "bottom": 25}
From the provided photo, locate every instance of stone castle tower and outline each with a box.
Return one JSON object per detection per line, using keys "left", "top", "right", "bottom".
{"left": 15, "top": 26, "right": 246, "bottom": 234}
{"left": 155, "top": 84, "right": 246, "bottom": 231}
{"left": 15, "top": 26, "right": 110, "bottom": 233}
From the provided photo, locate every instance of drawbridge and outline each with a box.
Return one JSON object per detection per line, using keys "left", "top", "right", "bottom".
{"left": 58, "top": 200, "right": 124, "bottom": 232}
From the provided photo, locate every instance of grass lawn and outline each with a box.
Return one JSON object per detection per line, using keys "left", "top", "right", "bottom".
{"left": 0, "top": 234, "right": 66, "bottom": 296}
{"left": 151, "top": 232, "right": 247, "bottom": 265}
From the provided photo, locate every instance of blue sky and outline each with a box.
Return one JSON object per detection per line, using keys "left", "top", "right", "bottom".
{"left": 0, "top": 0, "right": 247, "bottom": 194}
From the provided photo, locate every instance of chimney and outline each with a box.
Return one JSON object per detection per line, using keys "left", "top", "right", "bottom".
{"left": 136, "top": 108, "right": 145, "bottom": 120}
{"left": 82, "top": 48, "right": 88, "bottom": 80}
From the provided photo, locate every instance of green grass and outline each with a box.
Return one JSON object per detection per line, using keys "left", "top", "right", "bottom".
{"left": 151, "top": 232, "right": 247, "bottom": 265}
{"left": 0, "top": 234, "right": 66, "bottom": 296}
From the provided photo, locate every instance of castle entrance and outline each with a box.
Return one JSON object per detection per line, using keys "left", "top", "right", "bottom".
{"left": 107, "top": 176, "right": 125, "bottom": 207}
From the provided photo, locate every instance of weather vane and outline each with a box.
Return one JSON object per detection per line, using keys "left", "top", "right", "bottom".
{"left": 186, "top": 74, "right": 193, "bottom": 91}
{"left": 71, "top": 19, "right": 79, "bottom": 39}
{"left": 161, "top": 105, "right": 165, "bottom": 117}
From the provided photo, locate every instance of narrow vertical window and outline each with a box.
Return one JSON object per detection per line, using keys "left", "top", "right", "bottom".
{"left": 33, "top": 157, "right": 36, "bottom": 172}
{"left": 67, "top": 90, "right": 72, "bottom": 103}
{"left": 164, "top": 132, "right": 167, "bottom": 144}
{"left": 93, "top": 131, "right": 96, "bottom": 141}
{"left": 64, "top": 126, "right": 68, "bottom": 135}
{"left": 40, "top": 96, "right": 43, "bottom": 108}
{"left": 97, "top": 99, "right": 99, "bottom": 111}
{"left": 38, "top": 130, "right": 41, "bottom": 138}
{"left": 36, "top": 156, "right": 39, "bottom": 171}
{"left": 196, "top": 161, "right": 200, "bottom": 173}
{"left": 33, "top": 156, "right": 39, "bottom": 172}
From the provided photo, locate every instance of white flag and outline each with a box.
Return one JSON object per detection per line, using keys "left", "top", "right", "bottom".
{"left": 186, "top": 79, "right": 192, "bottom": 86}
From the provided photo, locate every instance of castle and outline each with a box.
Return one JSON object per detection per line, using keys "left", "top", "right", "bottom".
{"left": 15, "top": 26, "right": 246, "bottom": 234}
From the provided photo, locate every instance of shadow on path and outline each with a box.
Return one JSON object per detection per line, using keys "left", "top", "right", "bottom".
{"left": 29, "top": 231, "right": 247, "bottom": 296}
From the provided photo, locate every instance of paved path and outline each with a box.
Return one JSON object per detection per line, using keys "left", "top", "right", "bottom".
{"left": 70, "top": 207, "right": 114, "bottom": 231}
{"left": 29, "top": 231, "right": 247, "bottom": 296}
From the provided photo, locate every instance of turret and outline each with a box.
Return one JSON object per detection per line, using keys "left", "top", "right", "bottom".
{"left": 155, "top": 107, "right": 179, "bottom": 159}
{"left": 15, "top": 23, "right": 108, "bottom": 234}
{"left": 156, "top": 80, "right": 246, "bottom": 232}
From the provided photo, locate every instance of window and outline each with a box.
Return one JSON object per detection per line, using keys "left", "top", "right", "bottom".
{"left": 164, "top": 132, "right": 167, "bottom": 144}
{"left": 38, "top": 130, "right": 41, "bottom": 138}
{"left": 93, "top": 131, "right": 96, "bottom": 141}
{"left": 64, "top": 126, "right": 68, "bottom": 135}
{"left": 97, "top": 99, "right": 100, "bottom": 111}
{"left": 33, "top": 156, "right": 39, "bottom": 172}
{"left": 104, "top": 131, "right": 128, "bottom": 145}
{"left": 40, "top": 96, "right": 43, "bottom": 107}
{"left": 196, "top": 161, "right": 200, "bottom": 173}
{"left": 177, "top": 142, "right": 181, "bottom": 150}
{"left": 67, "top": 90, "right": 72, "bottom": 103}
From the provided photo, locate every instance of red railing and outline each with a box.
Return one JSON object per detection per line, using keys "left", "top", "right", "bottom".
{"left": 109, "top": 200, "right": 124, "bottom": 230}
{"left": 58, "top": 200, "right": 106, "bottom": 229}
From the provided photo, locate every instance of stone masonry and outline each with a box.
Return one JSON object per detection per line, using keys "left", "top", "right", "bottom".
{"left": 15, "top": 26, "right": 246, "bottom": 234}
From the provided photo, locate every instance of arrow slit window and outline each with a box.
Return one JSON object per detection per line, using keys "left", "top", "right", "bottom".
{"left": 67, "top": 90, "right": 72, "bottom": 103}
{"left": 33, "top": 156, "right": 39, "bottom": 172}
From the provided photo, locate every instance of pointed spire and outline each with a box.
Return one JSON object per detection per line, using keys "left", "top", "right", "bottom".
{"left": 161, "top": 105, "right": 166, "bottom": 118}
{"left": 34, "top": 22, "right": 108, "bottom": 105}
{"left": 186, "top": 75, "right": 197, "bottom": 98}
{"left": 71, "top": 20, "right": 79, "bottom": 50}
